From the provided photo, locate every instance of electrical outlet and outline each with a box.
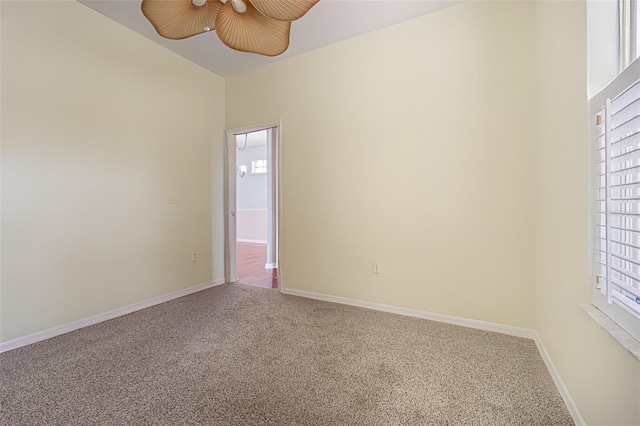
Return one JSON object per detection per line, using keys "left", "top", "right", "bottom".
{"left": 372, "top": 263, "right": 379, "bottom": 274}
{"left": 192, "top": 252, "right": 197, "bottom": 262}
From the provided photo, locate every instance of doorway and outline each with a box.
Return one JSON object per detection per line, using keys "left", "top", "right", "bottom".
{"left": 225, "top": 122, "right": 280, "bottom": 289}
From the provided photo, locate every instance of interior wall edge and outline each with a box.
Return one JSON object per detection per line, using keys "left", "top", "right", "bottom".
{"left": 279, "top": 286, "right": 585, "bottom": 425}
{"left": 279, "top": 287, "right": 536, "bottom": 340}
{"left": 533, "top": 331, "right": 587, "bottom": 426}
{"left": 0, "top": 279, "right": 226, "bottom": 353}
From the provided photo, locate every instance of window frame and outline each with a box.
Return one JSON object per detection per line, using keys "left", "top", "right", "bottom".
{"left": 251, "top": 159, "right": 267, "bottom": 175}
{"left": 620, "top": 0, "right": 639, "bottom": 70}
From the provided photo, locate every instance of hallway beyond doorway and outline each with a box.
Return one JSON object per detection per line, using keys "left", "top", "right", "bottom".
{"left": 236, "top": 241, "right": 277, "bottom": 289}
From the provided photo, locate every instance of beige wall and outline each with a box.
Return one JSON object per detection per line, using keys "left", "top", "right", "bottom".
{"left": 227, "top": 1, "right": 538, "bottom": 328}
{"left": 0, "top": 1, "right": 226, "bottom": 342}
{"left": 227, "top": 1, "right": 640, "bottom": 423}
{"left": 2, "top": 0, "right": 638, "bottom": 423}
{"left": 535, "top": 2, "right": 640, "bottom": 425}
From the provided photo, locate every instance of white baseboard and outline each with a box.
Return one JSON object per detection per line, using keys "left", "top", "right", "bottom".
{"left": 532, "top": 332, "right": 586, "bottom": 426}
{"left": 1, "top": 281, "right": 584, "bottom": 426}
{"left": 237, "top": 239, "right": 267, "bottom": 244}
{"left": 0, "top": 278, "right": 226, "bottom": 353}
{"left": 279, "top": 287, "right": 583, "bottom": 425}
{"left": 279, "top": 287, "right": 536, "bottom": 339}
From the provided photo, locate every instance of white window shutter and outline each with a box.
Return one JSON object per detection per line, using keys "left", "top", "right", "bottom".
{"left": 595, "top": 75, "right": 640, "bottom": 320}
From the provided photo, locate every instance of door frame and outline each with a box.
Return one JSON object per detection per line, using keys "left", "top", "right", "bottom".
{"left": 224, "top": 120, "right": 282, "bottom": 286}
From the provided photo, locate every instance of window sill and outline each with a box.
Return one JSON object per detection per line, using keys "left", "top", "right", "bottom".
{"left": 580, "top": 303, "right": 640, "bottom": 360}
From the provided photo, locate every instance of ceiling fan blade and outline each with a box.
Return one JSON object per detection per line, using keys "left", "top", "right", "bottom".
{"left": 215, "top": 1, "right": 291, "bottom": 56}
{"left": 141, "top": 0, "right": 221, "bottom": 40}
{"left": 249, "top": 0, "right": 320, "bottom": 22}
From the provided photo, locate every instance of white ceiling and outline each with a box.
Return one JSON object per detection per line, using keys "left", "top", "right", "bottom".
{"left": 78, "top": 0, "right": 458, "bottom": 77}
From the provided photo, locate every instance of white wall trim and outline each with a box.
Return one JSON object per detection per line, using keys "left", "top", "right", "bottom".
{"left": 279, "top": 287, "right": 583, "bottom": 425}
{"left": 0, "top": 278, "right": 226, "bottom": 353}
{"left": 265, "top": 263, "right": 276, "bottom": 269}
{"left": 279, "top": 287, "right": 535, "bottom": 338}
{"left": 237, "top": 239, "right": 267, "bottom": 244}
{"left": 236, "top": 208, "right": 267, "bottom": 212}
{"left": 533, "top": 332, "right": 586, "bottom": 426}
{"left": 2, "top": 279, "right": 584, "bottom": 425}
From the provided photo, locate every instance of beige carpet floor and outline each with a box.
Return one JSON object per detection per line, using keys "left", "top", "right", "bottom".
{"left": 0, "top": 283, "right": 573, "bottom": 425}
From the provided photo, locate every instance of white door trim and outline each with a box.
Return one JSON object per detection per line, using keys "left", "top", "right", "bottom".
{"left": 224, "top": 120, "right": 282, "bottom": 286}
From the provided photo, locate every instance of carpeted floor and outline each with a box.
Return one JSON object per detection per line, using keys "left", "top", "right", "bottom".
{"left": 0, "top": 283, "right": 573, "bottom": 425}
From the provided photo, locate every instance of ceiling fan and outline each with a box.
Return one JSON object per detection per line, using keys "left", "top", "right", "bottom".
{"left": 141, "top": 0, "right": 320, "bottom": 57}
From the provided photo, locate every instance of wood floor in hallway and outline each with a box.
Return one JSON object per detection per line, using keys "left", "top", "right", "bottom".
{"left": 236, "top": 241, "right": 277, "bottom": 289}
